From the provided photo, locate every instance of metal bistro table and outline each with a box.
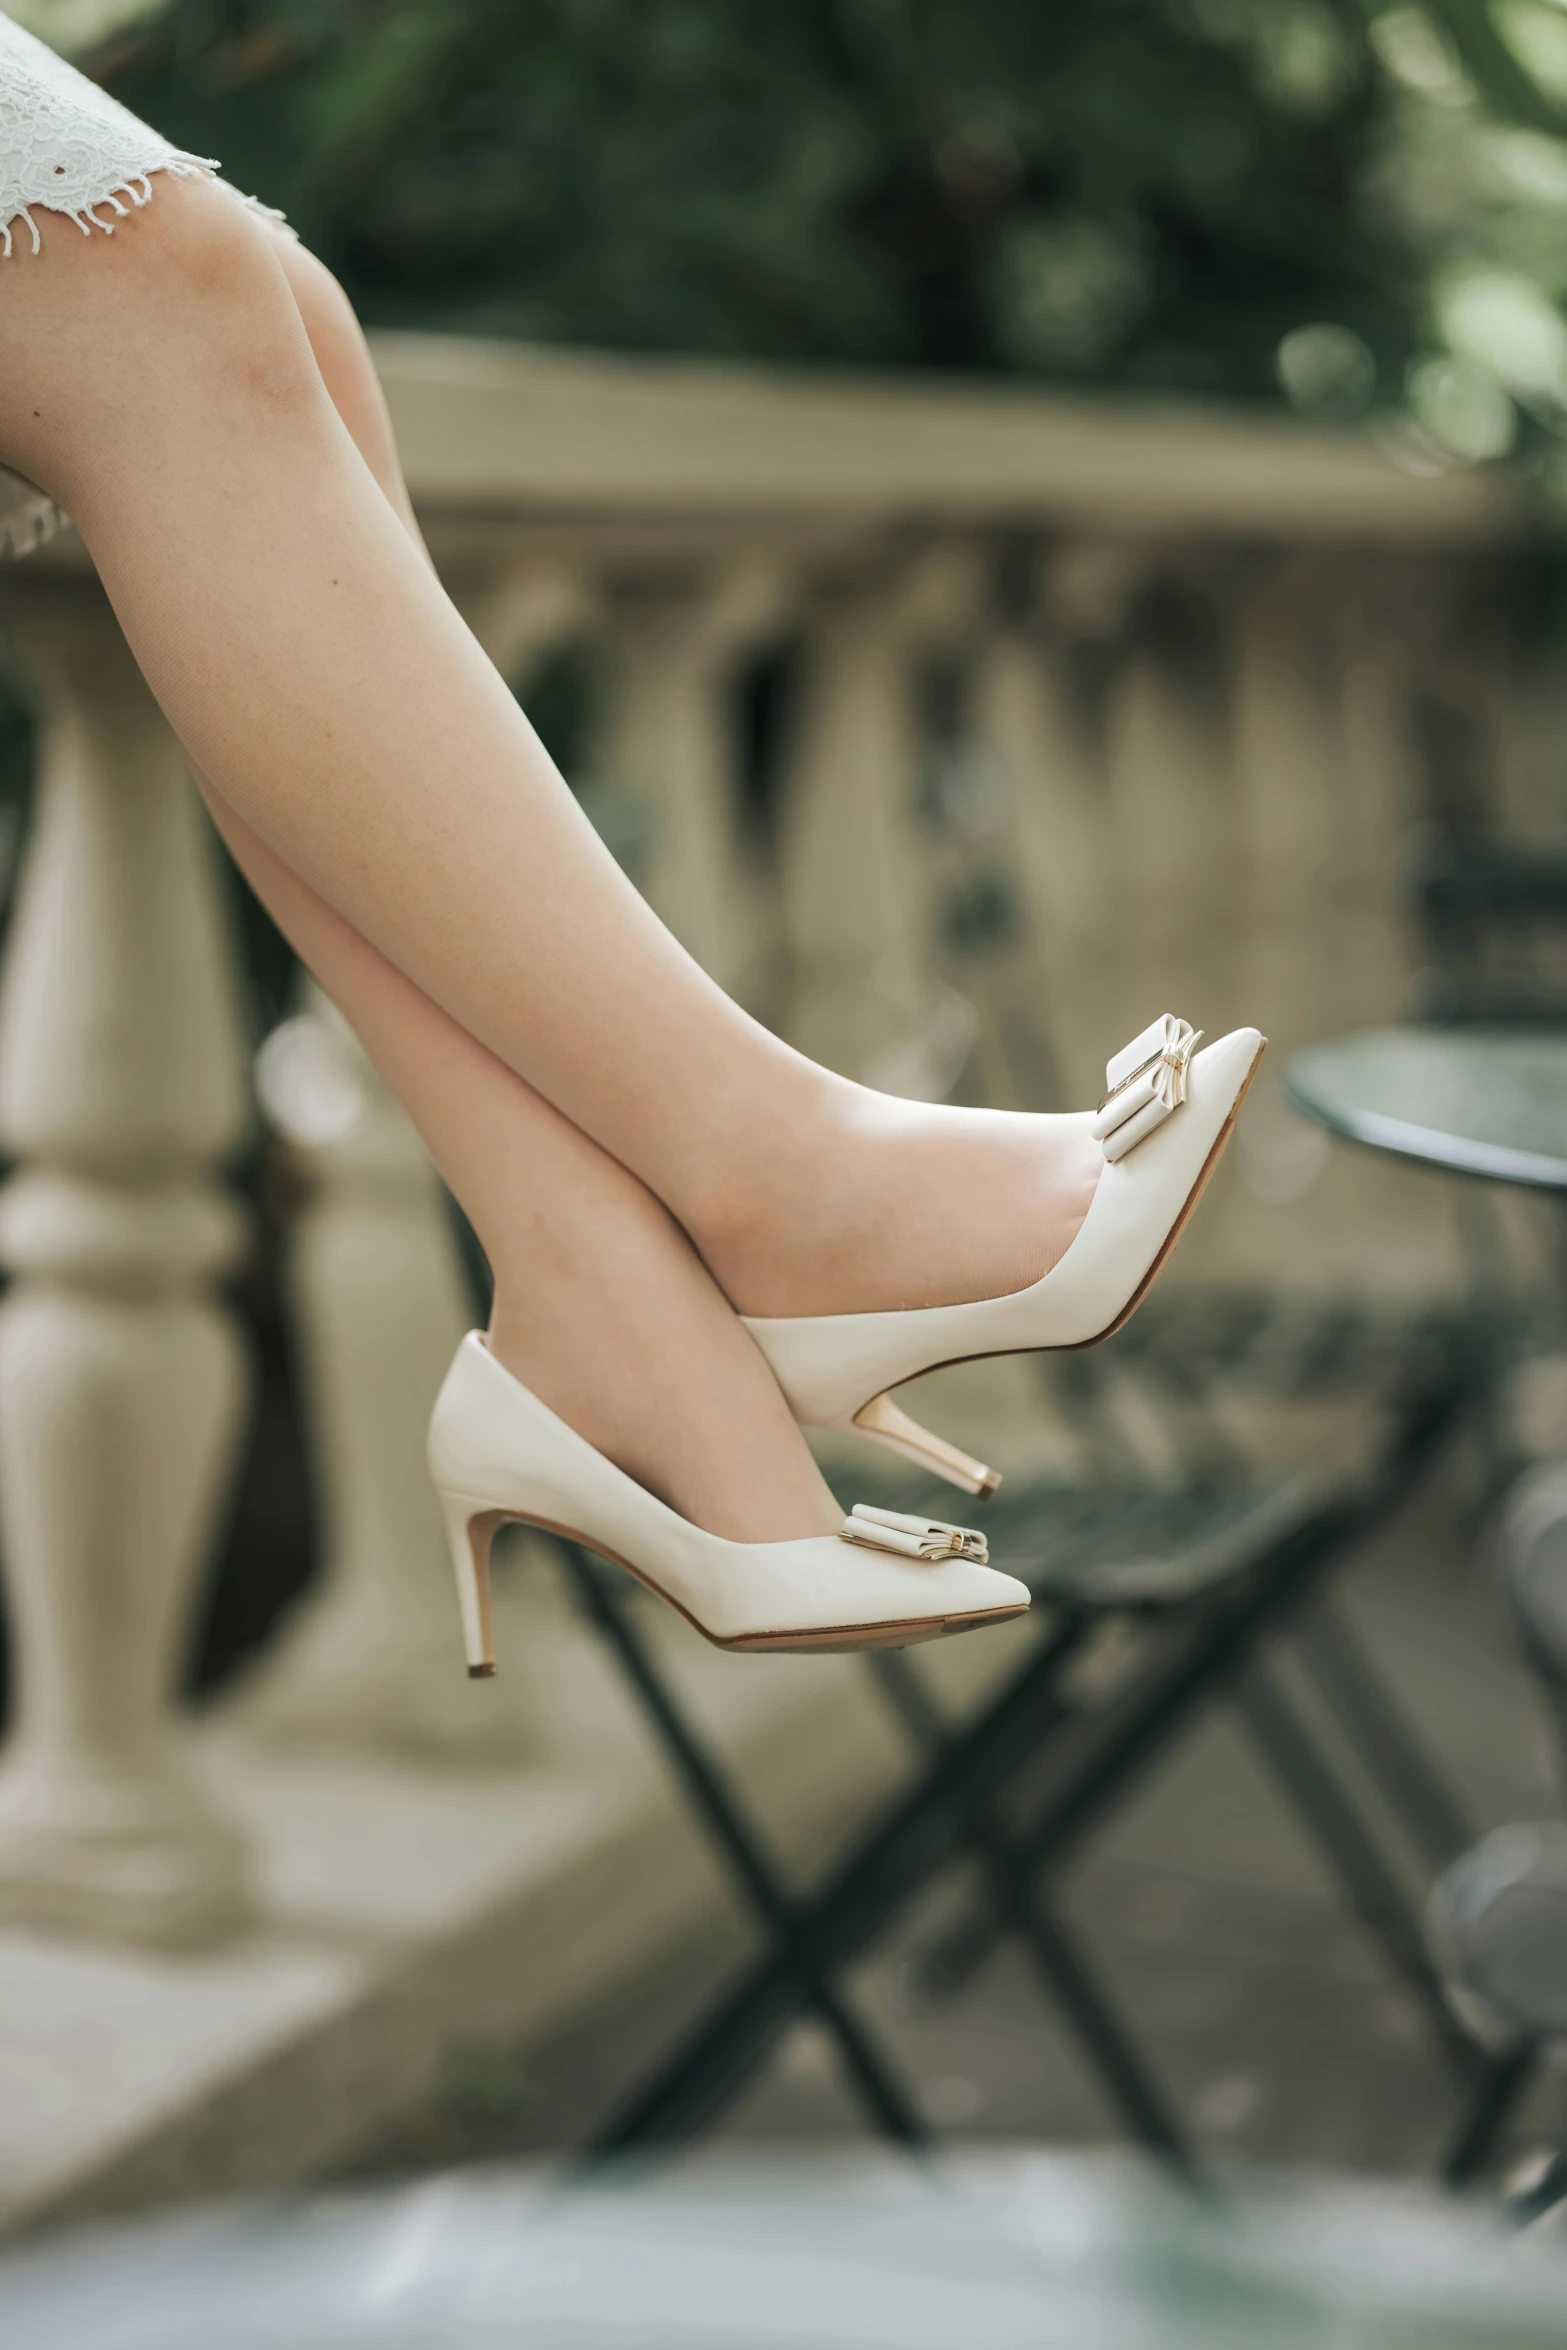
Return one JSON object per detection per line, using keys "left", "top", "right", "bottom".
{"left": 1284, "top": 1024, "right": 1567, "bottom": 1525}
{"left": 5, "top": 2153, "right": 1567, "bottom": 2350}
{"left": 1284, "top": 1028, "right": 1567, "bottom": 1196}
{"left": 1285, "top": 1023, "right": 1567, "bottom": 2183}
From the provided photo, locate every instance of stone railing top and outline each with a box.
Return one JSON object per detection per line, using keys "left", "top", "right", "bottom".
{"left": 2, "top": 331, "right": 1537, "bottom": 573}
{"left": 371, "top": 331, "right": 1534, "bottom": 549}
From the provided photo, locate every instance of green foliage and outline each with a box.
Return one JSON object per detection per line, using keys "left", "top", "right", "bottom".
{"left": 79, "top": 1, "right": 1567, "bottom": 452}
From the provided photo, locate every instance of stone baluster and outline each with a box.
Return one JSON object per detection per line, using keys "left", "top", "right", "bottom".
{"left": 1230, "top": 557, "right": 1340, "bottom": 1057}
{"left": 1225, "top": 553, "right": 1454, "bottom": 1295}
{"left": 1334, "top": 558, "right": 1430, "bottom": 1032}
{"left": 596, "top": 563, "right": 787, "bottom": 1005}
{"left": 777, "top": 546, "right": 984, "bottom": 1087}
{"left": 1231, "top": 550, "right": 1433, "bottom": 1056}
{"left": 1340, "top": 563, "right": 1483, "bottom": 1301}
{"left": 0, "top": 579, "right": 250, "bottom": 1945}
{"left": 969, "top": 563, "right": 1115, "bottom": 1110}
{"left": 459, "top": 553, "right": 598, "bottom": 687}
{"left": 1098, "top": 564, "right": 1238, "bottom": 1053}
{"left": 1208, "top": 555, "right": 1336, "bottom": 1289}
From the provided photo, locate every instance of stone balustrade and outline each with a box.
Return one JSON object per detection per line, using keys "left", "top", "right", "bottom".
{"left": 0, "top": 340, "right": 1545, "bottom": 1949}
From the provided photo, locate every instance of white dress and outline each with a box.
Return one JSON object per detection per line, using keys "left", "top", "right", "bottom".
{"left": 0, "top": 7, "right": 278, "bottom": 554}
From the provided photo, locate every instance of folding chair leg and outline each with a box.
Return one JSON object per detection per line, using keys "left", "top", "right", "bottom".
{"left": 561, "top": 1543, "right": 929, "bottom": 2148}
{"left": 1443, "top": 2044, "right": 1538, "bottom": 2188}
{"left": 585, "top": 1371, "right": 1463, "bottom": 2160}
{"left": 590, "top": 1612, "right": 1091, "bottom": 2154}
{"left": 1004, "top": 1892, "right": 1205, "bottom": 2177}
{"left": 914, "top": 1381, "right": 1464, "bottom": 2003}
{"left": 1234, "top": 1664, "right": 1478, "bottom": 2078}
{"left": 1294, "top": 1601, "right": 1474, "bottom": 1868}
{"left": 869, "top": 1652, "right": 1203, "bottom": 2180}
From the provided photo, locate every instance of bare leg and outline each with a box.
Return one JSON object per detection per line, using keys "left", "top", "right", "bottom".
{"left": 212, "top": 793, "right": 839, "bottom": 1540}
{"left": 188, "top": 224, "right": 837, "bottom": 1543}
{"left": 0, "top": 177, "right": 1101, "bottom": 1326}
{"left": 260, "top": 229, "right": 422, "bottom": 545}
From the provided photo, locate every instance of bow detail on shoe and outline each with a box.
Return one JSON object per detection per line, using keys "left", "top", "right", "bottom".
{"left": 839, "top": 1504, "right": 989, "bottom": 1563}
{"left": 1092, "top": 1014, "right": 1202, "bottom": 1164}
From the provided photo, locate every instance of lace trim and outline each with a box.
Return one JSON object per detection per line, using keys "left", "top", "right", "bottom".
{"left": 2, "top": 152, "right": 219, "bottom": 256}
{"left": 0, "top": 9, "right": 288, "bottom": 262}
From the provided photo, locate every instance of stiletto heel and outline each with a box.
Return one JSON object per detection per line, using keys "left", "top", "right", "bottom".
{"left": 427, "top": 1335, "right": 1029, "bottom": 1671}
{"left": 851, "top": 1393, "right": 1001, "bottom": 1499}
{"left": 746, "top": 1019, "right": 1265, "bottom": 1497}
{"left": 439, "top": 1490, "right": 502, "bottom": 1678}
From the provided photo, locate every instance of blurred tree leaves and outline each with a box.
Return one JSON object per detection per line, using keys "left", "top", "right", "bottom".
{"left": 78, "top": 0, "right": 1567, "bottom": 444}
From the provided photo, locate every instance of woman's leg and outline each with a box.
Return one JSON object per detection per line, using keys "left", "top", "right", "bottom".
{"left": 0, "top": 176, "right": 1100, "bottom": 1325}
{"left": 211, "top": 794, "right": 839, "bottom": 1540}
{"left": 185, "top": 220, "right": 837, "bottom": 1542}
{"left": 259, "top": 226, "right": 422, "bottom": 544}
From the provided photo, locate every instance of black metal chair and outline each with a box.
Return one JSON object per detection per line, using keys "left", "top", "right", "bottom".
{"left": 536, "top": 1311, "right": 1508, "bottom": 2178}
{"left": 441, "top": 1038, "right": 1506, "bottom": 2180}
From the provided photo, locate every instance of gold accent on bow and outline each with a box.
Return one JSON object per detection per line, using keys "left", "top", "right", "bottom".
{"left": 1099, "top": 1015, "right": 1200, "bottom": 1114}
{"left": 1093, "top": 1015, "right": 1202, "bottom": 1162}
{"left": 839, "top": 1504, "right": 989, "bottom": 1564}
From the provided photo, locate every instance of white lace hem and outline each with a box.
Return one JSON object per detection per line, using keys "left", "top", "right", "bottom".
{"left": 2, "top": 156, "right": 291, "bottom": 261}
{"left": 3, "top": 147, "right": 210, "bottom": 256}
{"left": 0, "top": 7, "right": 290, "bottom": 262}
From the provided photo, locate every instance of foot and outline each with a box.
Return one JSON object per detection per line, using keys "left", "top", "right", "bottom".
{"left": 700, "top": 1096, "right": 1106, "bottom": 1323}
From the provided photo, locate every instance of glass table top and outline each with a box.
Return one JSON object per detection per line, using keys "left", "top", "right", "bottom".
{"left": 6, "top": 2155, "right": 1567, "bottom": 2348}
{"left": 1284, "top": 1028, "right": 1567, "bottom": 1192}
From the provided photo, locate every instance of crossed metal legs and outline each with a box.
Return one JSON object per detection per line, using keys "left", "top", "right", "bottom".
{"left": 574, "top": 1556, "right": 1094, "bottom": 2154}
{"left": 556, "top": 1364, "right": 1480, "bottom": 2177}
{"left": 562, "top": 1542, "right": 931, "bottom": 2150}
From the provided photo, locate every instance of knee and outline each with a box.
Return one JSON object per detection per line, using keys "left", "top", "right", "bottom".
{"left": 0, "top": 173, "right": 319, "bottom": 487}
{"left": 120, "top": 177, "right": 319, "bottom": 411}
{"left": 261, "top": 232, "right": 364, "bottom": 392}
{"left": 261, "top": 227, "right": 418, "bottom": 526}
{"left": 263, "top": 233, "right": 384, "bottom": 442}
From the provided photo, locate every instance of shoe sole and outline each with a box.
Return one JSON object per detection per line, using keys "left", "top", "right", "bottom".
{"left": 505, "top": 1511, "right": 1030, "bottom": 1655}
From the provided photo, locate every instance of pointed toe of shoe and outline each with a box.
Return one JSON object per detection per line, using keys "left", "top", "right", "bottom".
{"left": 932, "top": 1558, "right": 1031, "bottom": 1617}
{"left": 1193, "top": 1025, "right": 1265, "bottom": 1102}
{"left": 987, "top": 1566, "right": 1032, "bottom": 1614}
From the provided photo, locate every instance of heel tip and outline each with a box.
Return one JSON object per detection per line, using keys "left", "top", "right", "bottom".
{"left": 468, "top": 1662, "right": 497, "bottom": 1680}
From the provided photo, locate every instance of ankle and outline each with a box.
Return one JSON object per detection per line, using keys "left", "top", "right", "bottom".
{"left": 679, "top": 1088, "right": 866, "bottom": 1294}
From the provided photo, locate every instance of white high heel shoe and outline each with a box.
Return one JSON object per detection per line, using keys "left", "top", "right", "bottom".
{"left": 427, "top": 1334, "right": 1031, "bottom": 1675}
{"left": 742, "top": 1018, "right": 1266, "bottom": 1500}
